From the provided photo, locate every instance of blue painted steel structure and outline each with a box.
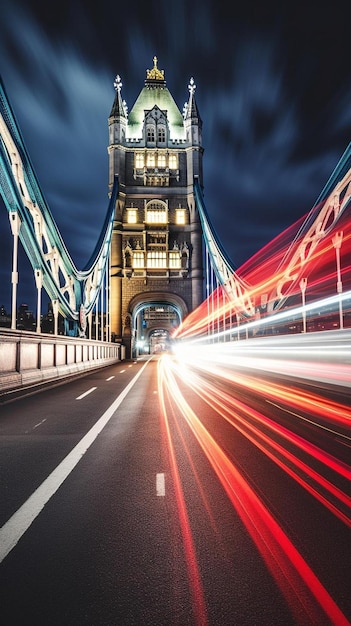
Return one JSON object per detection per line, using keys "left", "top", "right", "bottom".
{"left": 195, "top": 144, "right": 351, "bottom": 316}
{"left": 0, "top": 77, "right": 116, "bottom": 336}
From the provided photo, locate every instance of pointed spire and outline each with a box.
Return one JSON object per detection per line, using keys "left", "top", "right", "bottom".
{"left": 184, "top": 77, "right": 201, "bottom": 122}
{"left": 110, "top": 74, "right": 127, "bottom": 118}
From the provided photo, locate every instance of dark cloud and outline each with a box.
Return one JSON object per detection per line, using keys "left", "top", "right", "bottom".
{"left": 1, "top": 0, "right": 351, "bottom": 311}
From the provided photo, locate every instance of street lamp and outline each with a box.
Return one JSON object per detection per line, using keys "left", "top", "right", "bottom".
{"left": 300, "top": 277, "right": 307, "bottom": 333}
{"left": 34, "top": 268, "right": 42, "bottom": 333}
{"left": 261, "top": 293, "right": 267, "bottom": 335}
{"left": 332, "top": 231, "right": 343, "bottom": 329}
{"left": 9, "top": 212, "right": 21, "bottom": 330}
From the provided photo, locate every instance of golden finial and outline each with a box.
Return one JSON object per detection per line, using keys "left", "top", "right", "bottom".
{"left": 146, "top": 56, "right": 165, "bottom": 81}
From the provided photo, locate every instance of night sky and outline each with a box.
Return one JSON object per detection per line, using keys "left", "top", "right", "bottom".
{"left": 1, "top": 0, "right": 351, "bottom": 312}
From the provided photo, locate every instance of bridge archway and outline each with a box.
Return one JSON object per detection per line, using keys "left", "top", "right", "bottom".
{"left": 128, "top": 292, "right": 188, "bottom": 357}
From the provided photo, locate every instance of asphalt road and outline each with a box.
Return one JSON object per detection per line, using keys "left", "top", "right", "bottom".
{"left": 0, "top": 356, "right": 350, "bottom": 626}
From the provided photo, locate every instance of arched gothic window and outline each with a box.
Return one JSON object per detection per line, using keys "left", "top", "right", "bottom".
{"left": 157, "top": 126, "right": 166, "bottom": 143}
{"left": 145, "top": 201, "right": 167, "bottom": 224}
{"left": 146, "top": 126, "right": 155, "bottom": 142}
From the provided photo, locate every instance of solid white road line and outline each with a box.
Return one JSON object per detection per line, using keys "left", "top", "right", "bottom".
{"left": 76, "top": 387, "right": 97, "bottom": 400}
{"left": 156, "top": 473, "right": 165, "bottom": 496}
{"left": 0, "top": 359, "right": 150, "bottom": 564}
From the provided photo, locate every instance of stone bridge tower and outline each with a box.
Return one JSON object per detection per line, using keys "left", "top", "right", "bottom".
{"left": 108, "top": 58, "right": 204, "bottom": 356}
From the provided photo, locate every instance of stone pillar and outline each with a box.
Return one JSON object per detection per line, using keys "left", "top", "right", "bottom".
{"left": 110, "top": 228, "right": 123, "bottom": 339}
{"left": 189, "top": 194, "right": 204, "bottom": 310}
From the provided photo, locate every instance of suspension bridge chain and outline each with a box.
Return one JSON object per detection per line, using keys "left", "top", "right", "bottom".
{"left": 194, "top": 178, "right": 256, "bottom": 317}
{"left": 0, "top": 77, "right": 116, "bottom": 335}
{"left": 195, "top": 141, "right": 351, "bottom": 318}
{"left": 269, "top": 142, "right": 351, "bottom": 311}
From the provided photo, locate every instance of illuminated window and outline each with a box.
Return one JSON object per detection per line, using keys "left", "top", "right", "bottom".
{"left": 147, "top": 153, "right": 156, "bottom": 167}
{"left": 147, "top": 127, "right": 155, "bottom": 142}
{"left": 133, "top": 251, "right": 144, "bottom": 268}
{"left": 169, "top": 251, "right": 181, "bottom": 269}
{"left": 127, "top": 209, "right": 137, "bottom": 224}
{"left": 147, "top": 251, "right": 167, "bottom": 268}
{"left": 169, "top": 154, "right": 178, "bottom": 169}
{"left": 146, "top": 201, "right": 167, "bottom": 223}
{"left": 158, "top": 153, "right": 166, "bottom": 167}
{"left": 158, "top": 127, "right": 166, "bottom": 143}
{"left": 176, "top": 209, "right": 186, "bottom": 225}
{"left": 135, "top": 153, "right": 144, "bottom": 168}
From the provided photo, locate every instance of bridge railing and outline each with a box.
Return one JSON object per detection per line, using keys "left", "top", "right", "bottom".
{"left": 0, "top": 329, "right": 124, "bottom": 401}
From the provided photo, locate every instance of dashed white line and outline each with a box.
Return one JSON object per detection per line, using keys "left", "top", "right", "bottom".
{"left": 120, "top": 369, "right": 126, "bottom": 374}
{"left": 0, "top": 359, "right": 150, "bottom": 564}
{"left": 76, "top": 387, "right": 97, "bottom": 400}
{"left": 156, "top": 473, "right": 165, "bottom": 496}
{"left": 106, "top": 376, "right": 115, "bottom": 381}
{"left": 33, "top": 419, "right": 47, "bottom": 430}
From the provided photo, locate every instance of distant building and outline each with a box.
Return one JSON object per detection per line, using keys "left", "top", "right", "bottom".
{"left": 17, "top": 303, "right": 35, "bottom": 331}
{"left": 108, "top": 58, "right": 204, "bottom": 356}
{"left": 0, "top": 304, "right": 11, "bottom": 328}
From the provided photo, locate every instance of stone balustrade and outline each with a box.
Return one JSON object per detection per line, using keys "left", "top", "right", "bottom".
{"left": 0, "top": 329, "right": 124, "bottom": 401}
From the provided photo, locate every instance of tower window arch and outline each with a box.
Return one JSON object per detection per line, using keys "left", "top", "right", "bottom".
{"left": 157, "top": 126, "right": 166, "bottom": 143}
{"left": 146, "top": 152, "right": 156, "bottom": 167}
{"left": 133, "top": 251, "right": 145, "bottom": 268}
{"left": 145, "top": 200, "right": 167, "bottom": 224}
{"left": 135, "top": 153, "right": 144, "bottom": 168}
{"left": 146, "top": 126, "right": 155, "bottom": 143}
{"left": 168, "top": 154, "right": 178, "bottom": 169}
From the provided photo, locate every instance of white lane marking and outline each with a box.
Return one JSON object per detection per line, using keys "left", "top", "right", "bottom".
{"left": 76, "top": 387, "right": 97, "bottom": 400}
{"left": 0, "top": 360, "right": 150, "bottom": 564}
{"left": 106, "top": 376, "right": 115, "bottom": 381}
{"left": 156, "top": 473, "right": 165, "bottom": 496}
{"left": 266, "top": 400, "right": 351, "bottom": 442}
{"left": 33, "top": 419, "right": 47, "bottom": 430}
{"left": 120, "top": 370, "right": 126, "bottom": 374}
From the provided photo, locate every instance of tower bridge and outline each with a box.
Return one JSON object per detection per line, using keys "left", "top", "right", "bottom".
{"left": 1, "top": 50, "right": 351, "bottom": 626}
{"left": 1, "top": 59, "right": 351, "bottom": 394}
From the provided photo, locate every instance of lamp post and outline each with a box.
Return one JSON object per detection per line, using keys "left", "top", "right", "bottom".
{"left": 236, "top": 313, "right": 240, "bottom": 341}
{"left": 332, "top": 231, "right": 343, "bottom": 329}
{"left": 52, "top": 299, "right": 59, "bottom": 335}
{"left": 9, "top": 212, "right": 21, "bottom": 330}
{"left": 300, "top": 277, "right": 307, "bottom": 333}
{"left": 34, "top": 268, "right": 42, "bottom": 333}
{"left": 261, "top": 294, "right": 267, "bottom": 335}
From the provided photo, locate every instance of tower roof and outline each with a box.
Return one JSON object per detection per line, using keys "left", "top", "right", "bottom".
{"left": 127, "top": 57, "right": 185, "bottom": 140}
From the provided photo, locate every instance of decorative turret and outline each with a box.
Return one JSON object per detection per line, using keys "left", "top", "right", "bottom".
{"left": 183, "top": 77, "right": 202, "bottom": 147}
{"left": 109, "top": 75, "right": 128, "bottom": 145}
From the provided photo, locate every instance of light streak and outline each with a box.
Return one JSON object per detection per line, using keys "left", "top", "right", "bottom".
{"left": 158, "top": 355, "right": 350, "bottom": 625}
{"left": 158, "top": 362, "right": 208, "bottom": 626}
{"left": 174, "top": 207, "right": 351, "bottom": 341}
{"left": 172, "top": 328, "right": 351, "bottom": 391}
{"left": 168, "top": 169, "right": 351, "bottom": 622}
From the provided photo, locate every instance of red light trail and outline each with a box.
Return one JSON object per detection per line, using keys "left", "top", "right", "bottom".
{"left": 157, "top": 353, "right": 350, "bottom": 625}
